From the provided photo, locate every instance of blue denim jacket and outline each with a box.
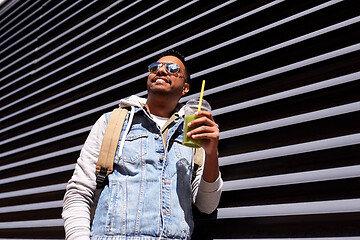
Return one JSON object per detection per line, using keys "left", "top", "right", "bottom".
{"left": 91, "top": 106, "right": 194, "bottom": 239}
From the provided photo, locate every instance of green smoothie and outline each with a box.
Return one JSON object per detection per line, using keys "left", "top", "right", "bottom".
{"left": 183, "top": 114, "right": 202, "bottom": 148}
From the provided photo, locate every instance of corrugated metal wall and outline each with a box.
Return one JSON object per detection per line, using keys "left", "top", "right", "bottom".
{"left": 1, "top": 0, "right": 359, "bottom": 239}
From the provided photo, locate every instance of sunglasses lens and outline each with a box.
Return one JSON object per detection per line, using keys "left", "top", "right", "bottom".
{"left": 166, "top": 63, "right": 180, "bottom": 74}
{"left": 148, "top": 62, "right": 162, "bottom": 72}
{"left": 148, "top": 62, "right": 180, "bottom": 74}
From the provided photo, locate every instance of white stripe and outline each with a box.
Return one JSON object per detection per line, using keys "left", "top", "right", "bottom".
{"left": 2, "top": 92, "right": 357, "bottom": 160}
{"left": 0, "top": 1, "right": 92, "bottom": 71}
{"left": 0, "top": 0, "right": 193, "bottom": 97}
{"left": 0, "top": 0, "right": 125, "bottom": 89}
{"left": 223, "top": 165, "right": 360, "bottom": 191}
{"left": 0, "top": 219, "right": 64, "bottom": 229}
{"left": 0, "top": 0, "right": 23, "bottom": 25}
{"left": 0, "top": 183, "right": 67, "bottom": 199}
{"left": 2, "top": 68, "right": 358, "bottom": 147}
{"left": 3, "top": 99, "right": 358, "bottom": 160}
{"left": 219, "top": 133, "right": 360, "bottom": 166}
{"left": 217, "top": 199, "right": 360, "bottom": 219}
{"left": 187, "top": 0, "right": 344, "bottom": 60}
{"left": 0, "top": 0, "right": 68, "bottom": 48}
{"left": 0, "top": 1, "right": 84, "bottom": 72}
{"left": 0, "top": 146, "right": 81, "bottom": 171}
{"left": 219, "top": 101, "right": 360, "bottom": 139}
{"left": 2, "top": 42, "right": 359, "bottom": 135}
{"left": 183, "top": 43, "right": 360, "bottom": 102}
{"left": 0, "top": 0, "right": 123, "bottom": 56}
{"left": 0, "top": 0, "right": 143, "bottom": 78}
{"left": 0, "top": 100, "right": 118, "bottom": 145}
{"left": 0, "top": 164, "right": 75, "bottom": 185}
{"left": 0, "top": 73, "right": 146, "bottom": 133}
{"left": 190, "top": 1, "right": 350, "bottom": 78}
{"left": 214, "top": 238, "right": 360, "bottom": 240}
{"left": 1, "top": 126, "right": 91, "bottom": 157}
{"left": 0, "top": 0, "right": 41, "bottom": 34}
{"left": 213, "top": 71, "right": 360, "bottom": 117}
{"left": 1, "top": 0, "right": 238, "bottom": 125}
{"left": 0, "top": 200, "right": 63, "bottom": 213}
{"left": 0, "top": 239, "right": 63, "bottom": 240}
{"left": 1, "top": 2, "right": 43, "bottom": 41}
{"left": 34, "top": 0, "right": 151, "bottom": 67}
{"left": 0, "top": 0, "right": 255, "bottom": 108}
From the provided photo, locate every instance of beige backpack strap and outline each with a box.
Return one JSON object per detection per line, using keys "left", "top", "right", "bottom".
{"left": 91, "top": 108, "right": 128, "bottom": 223}
{"left": 193, "top": 147, "right": 204, "bottom": 167}
{"left": 191, "top": 148, "right": 204, "bottom": 183}
{"left": 95, "top": 108, "right": 128, "bottom": 188}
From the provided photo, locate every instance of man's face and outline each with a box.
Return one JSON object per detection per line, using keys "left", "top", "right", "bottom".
{"left": 147, "top": 55, "right": 189, "bottom": 99}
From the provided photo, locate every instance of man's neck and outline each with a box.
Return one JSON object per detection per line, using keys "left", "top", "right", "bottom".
{"left": 146, "top": 95, "right": 179, "bottom": 118}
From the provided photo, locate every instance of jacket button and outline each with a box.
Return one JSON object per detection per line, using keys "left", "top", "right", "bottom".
{"left": 154, "top": 134, "right": 159, "bottom": 140}
{"left": 159, "top": 155, "right": 164, "bottom": 162}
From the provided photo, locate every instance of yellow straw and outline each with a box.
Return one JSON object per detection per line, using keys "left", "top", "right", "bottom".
{"left": 197, "top": 80, "right": 206, "bottom": 112}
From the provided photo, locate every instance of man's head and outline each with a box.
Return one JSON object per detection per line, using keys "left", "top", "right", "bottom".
{"left": 157, "top": 50, "right": 190, "bottom": 82}
{"left": 147, "top": 50, "right": 190, "bottom": 101}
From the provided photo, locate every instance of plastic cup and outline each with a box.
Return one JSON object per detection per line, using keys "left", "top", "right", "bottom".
{"left": 183, "top": 98, "right": 211, "bottom": 148}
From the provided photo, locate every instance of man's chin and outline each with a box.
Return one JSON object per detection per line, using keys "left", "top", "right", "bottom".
{"left": 148, "top": 88, "right": 184, "bottom": 100}
{"left": 148, "top": 87, "right": 170, "bottom": 95}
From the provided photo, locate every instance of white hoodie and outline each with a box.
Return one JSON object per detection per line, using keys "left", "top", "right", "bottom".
{"left": 62, "top": 95, "right": 223, "bottom": 240}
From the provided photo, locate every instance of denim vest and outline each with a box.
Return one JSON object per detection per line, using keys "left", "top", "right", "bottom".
{"left": 91, "top": 106, "right": 194, "bottom": 240}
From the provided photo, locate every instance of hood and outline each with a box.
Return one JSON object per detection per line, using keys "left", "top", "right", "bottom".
{"left": 119, "top": 95, "right": 147, "bottom": 108}
{"left": 119, "top": 95, "right": 186, "bottom": 117}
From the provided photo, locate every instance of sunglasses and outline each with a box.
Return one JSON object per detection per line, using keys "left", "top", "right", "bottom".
{"left": 148, "top": 62, "right": 181, "bottom": 74}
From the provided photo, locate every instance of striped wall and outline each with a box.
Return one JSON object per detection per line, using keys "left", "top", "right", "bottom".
{"left": 1, "top": 0, "right": 359, "bottom": 239}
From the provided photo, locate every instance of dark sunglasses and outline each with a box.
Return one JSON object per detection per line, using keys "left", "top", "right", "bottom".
{"left": 148, "top": 62, "right": 181, "bottom": 74}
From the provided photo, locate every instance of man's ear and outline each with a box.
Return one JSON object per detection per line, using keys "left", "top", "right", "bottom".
{"left": 182, "top": 82, "right": 190, "bottom": 95}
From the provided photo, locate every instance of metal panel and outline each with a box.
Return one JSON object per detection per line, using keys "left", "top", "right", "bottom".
{"left": 1, "top": 0, "right": 359, "bottom": 239}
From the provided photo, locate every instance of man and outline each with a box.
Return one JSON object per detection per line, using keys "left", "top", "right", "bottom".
{"left": 62, "top": 50, "right": 223, "bottom": 239}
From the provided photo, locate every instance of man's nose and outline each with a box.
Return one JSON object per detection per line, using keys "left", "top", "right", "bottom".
{"left": 157, "top": 64, "right": 167, "bottom": 74}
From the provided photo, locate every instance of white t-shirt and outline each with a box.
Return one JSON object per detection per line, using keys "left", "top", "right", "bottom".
{"left": 151, "top": 114, "right": 169, "bottom": 129}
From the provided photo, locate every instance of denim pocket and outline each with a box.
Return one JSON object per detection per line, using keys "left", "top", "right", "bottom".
{"left": 172, "top": 134, "right": 192, "bottom": 160}
{"left": 120, "top": 128, "right": 148, "bottom": 164}
{"left": 105, "top": 180, "right": 126, "bottom": 235}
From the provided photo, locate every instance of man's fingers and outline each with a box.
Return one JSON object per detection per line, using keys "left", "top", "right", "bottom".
{"left": 188, "top": 115, "right": 217, "bottom": 127}
{"left": 187, "top": 125, "right": 219, "bottom": 138}
{"left": 190, "top": 132, "right": 219, "bottom": 140}
{"left": 196, "top": 110, "right": 214, "bottom": 120}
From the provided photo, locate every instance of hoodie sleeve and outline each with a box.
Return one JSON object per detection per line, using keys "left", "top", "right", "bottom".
{"left": 191, "top": 149, "right": 223, "bottom": 214}
{"left": 62, "top": 114, "right": 108, "bottom": 240}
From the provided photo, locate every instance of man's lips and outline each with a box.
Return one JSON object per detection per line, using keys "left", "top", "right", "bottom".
{"left": 152, "top": 76, "right": 170, "bottom": 84}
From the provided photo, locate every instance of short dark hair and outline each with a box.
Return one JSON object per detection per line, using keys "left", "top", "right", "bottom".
{"left": 158, "top": 49, "right": 190, "bottom": 82}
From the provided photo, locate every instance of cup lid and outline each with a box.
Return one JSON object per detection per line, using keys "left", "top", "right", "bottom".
{"left": 185, "top": 98, "right": 211, "bottom": 111}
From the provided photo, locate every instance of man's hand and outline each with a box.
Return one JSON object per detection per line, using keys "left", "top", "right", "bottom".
{"left": 186, "top": 111, "right": 219, "bottom": 155}
{"left": 186, "top": 110, "right": 220, "bottom": 182}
